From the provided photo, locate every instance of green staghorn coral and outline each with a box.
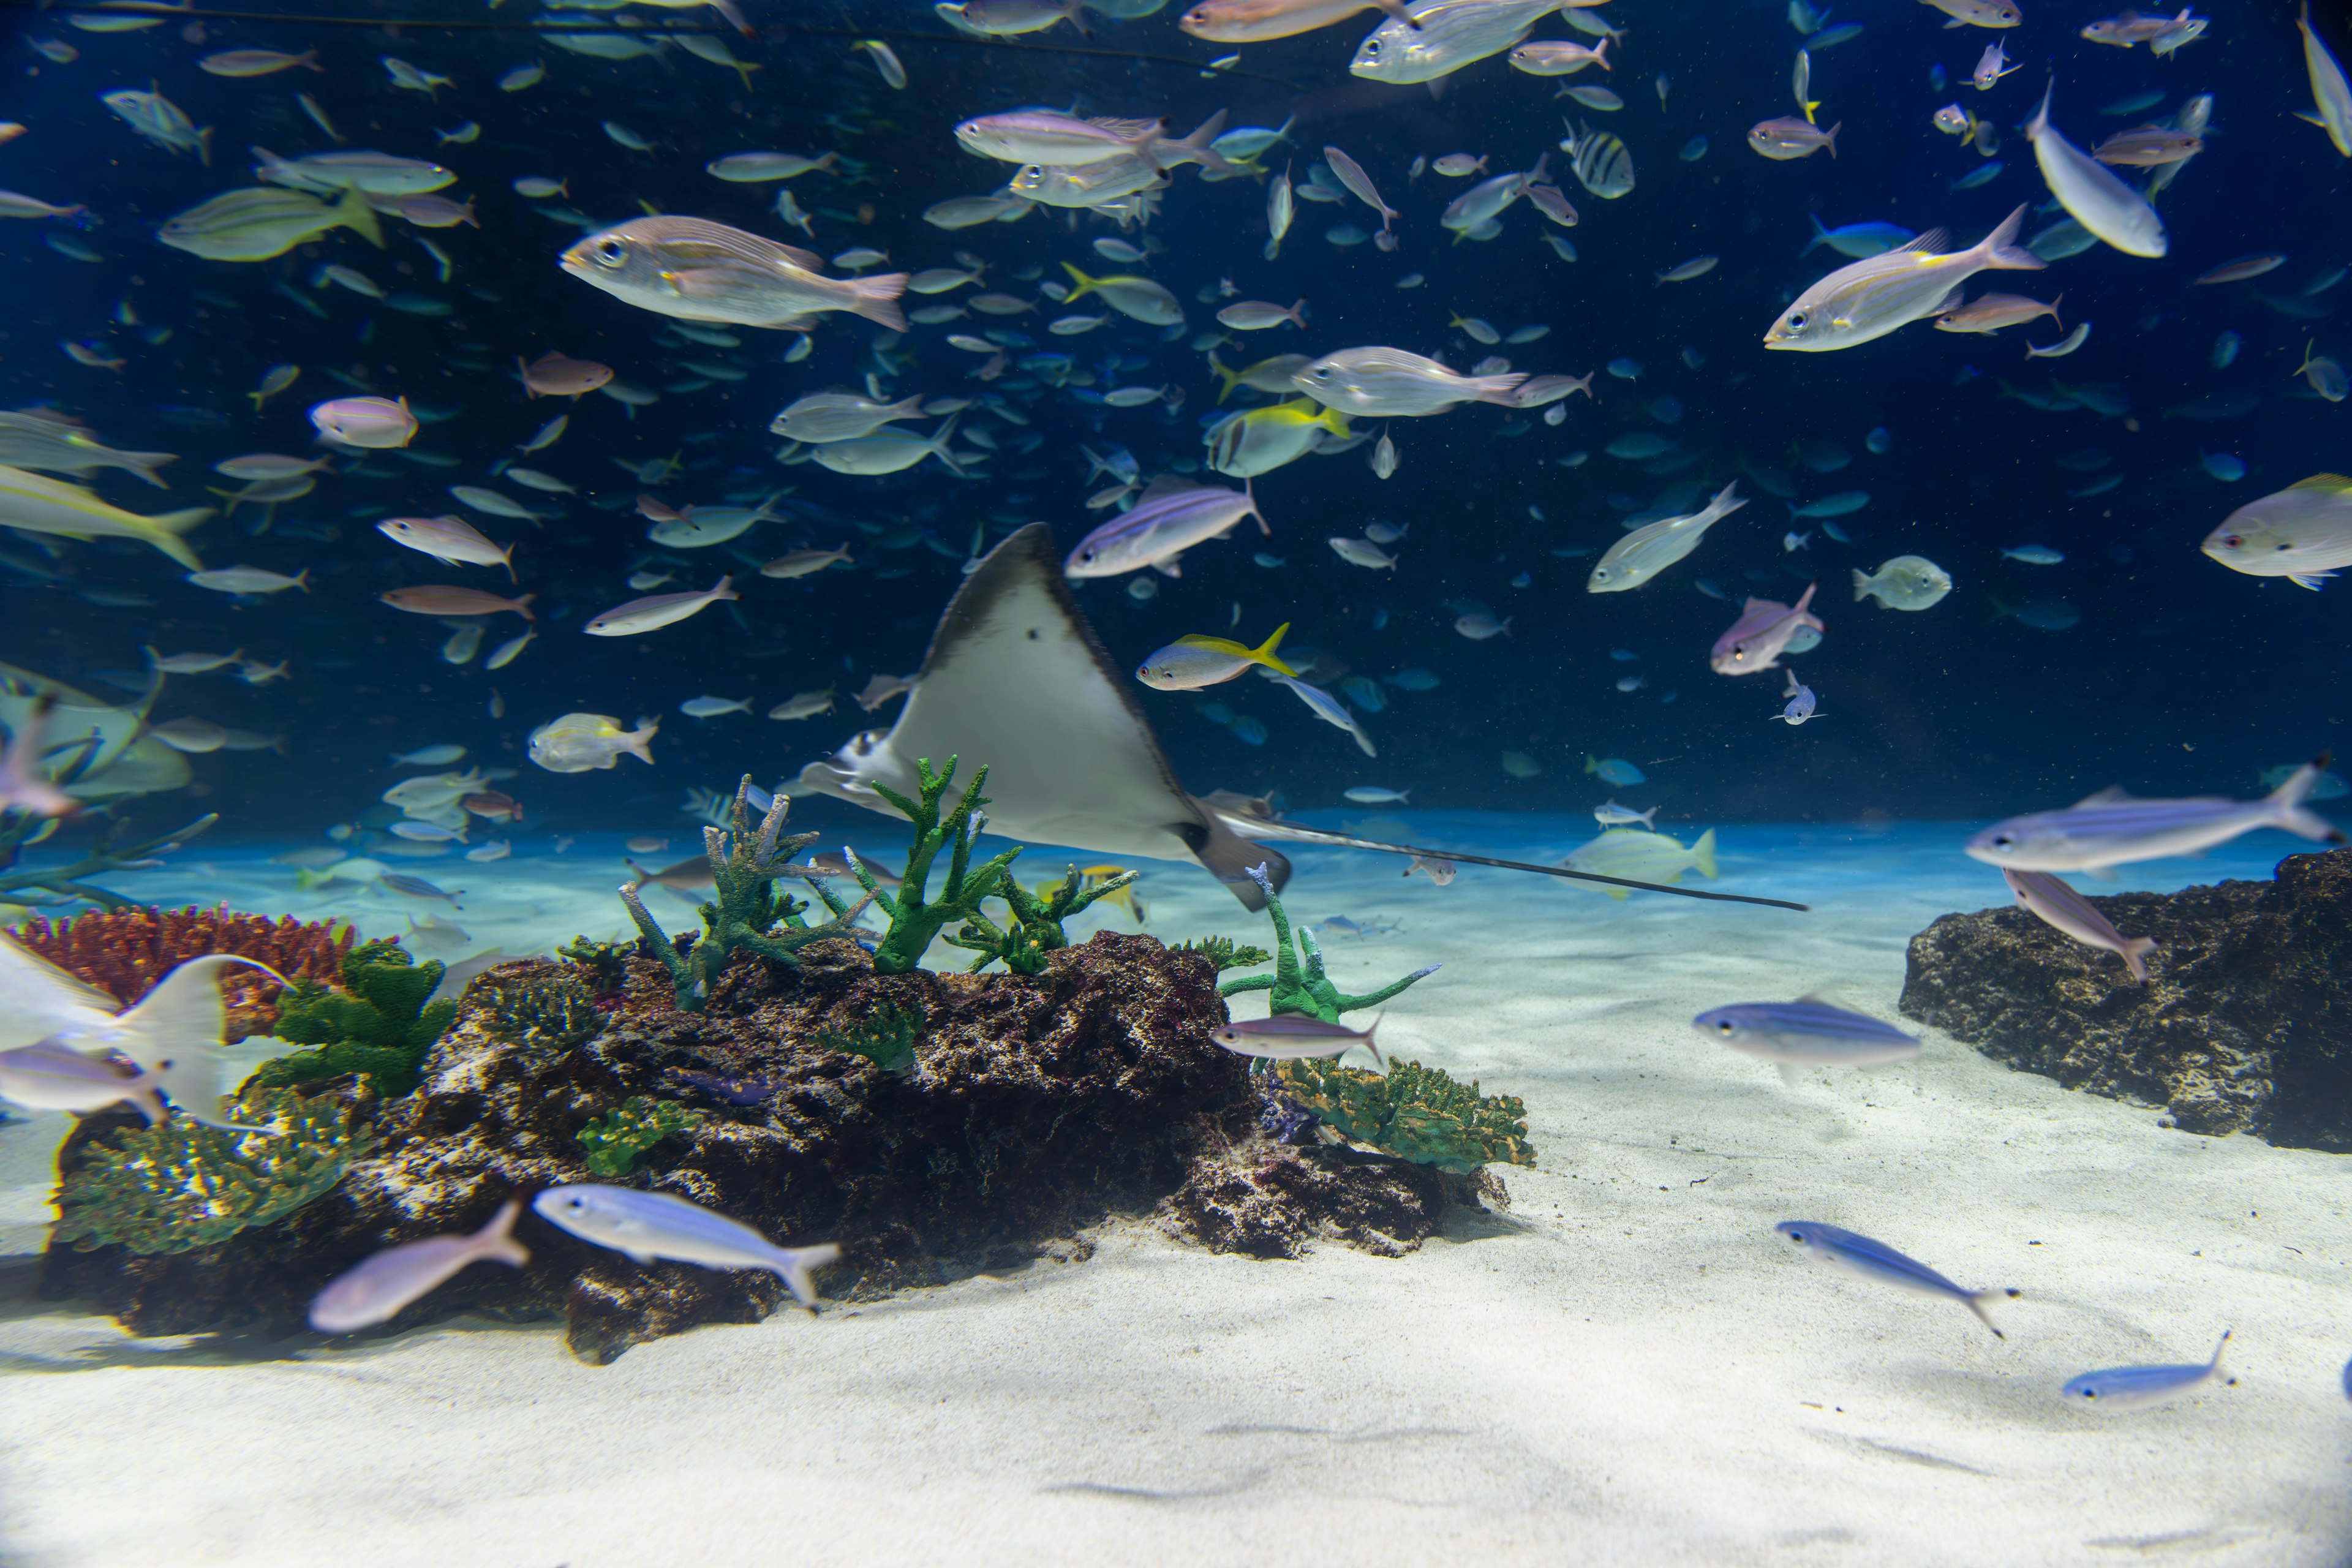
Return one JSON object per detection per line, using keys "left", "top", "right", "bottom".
{"left": 248, "top": 939, "right": 455, "bottom": 1098}
{"left": 575, "top": 1096, "right": 703, "bottom": 1178}
{"left": 1273, "top": 1057, "right": 1537, "bottom": 1175}
{"left": 847, "top": 756, "right": 1024, "bottom": 974}
{"left": 949, "top": 864, "right": 1142, "bottom": 974}
{"left": 813, "top": 999, "right": 924, "bottom": 1072}
{"left": 1171, "top": 935, "right": 1273, "bottom": 974}
{"left": 1217, "top": 864, "right": 1437, "bottom": 1022}
{"left": 481, "top": 966, "right": 601, "bottom": 1047}
{"left": 619, "top": 775, "right": 873, "bottom": 1011}
{"left": 52, "top": 1084, "right": 372, "bottom": 1255}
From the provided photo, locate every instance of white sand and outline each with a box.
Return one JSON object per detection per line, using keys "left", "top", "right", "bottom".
{"left": 5, "top": 819, "right": 2350, "bottom": 1567}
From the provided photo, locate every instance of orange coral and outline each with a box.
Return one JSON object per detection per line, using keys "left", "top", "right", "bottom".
{"left": 7, "top": 906, "right": 355, "bottom": 1042}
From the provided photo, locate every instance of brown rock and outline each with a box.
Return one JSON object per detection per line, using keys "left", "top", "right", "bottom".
{"left": 1156, "top": 1136, "right": 1501, "bottom": 1260}
{"left": 1898, "top": 848, "right": 2352, "bottom": 1147}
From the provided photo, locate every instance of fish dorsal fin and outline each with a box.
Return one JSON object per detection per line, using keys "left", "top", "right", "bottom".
{"left": 2074, "top": 785, "right": 2136, "bottom": 807}
{"left": 774, "top": 241, "right": 826, "bottom": 273}
{"left": 1134, "top": 472, "right": 1208, "bottom": 504}
{"left": 1087, "top": 116, "right": 1163, "bottom": 138}
{"left": 1795, "top": 988, "right": 1861, "bottom": 1014}
{"left": 2286, "top": 473, "right": 2352, "bottom": 493}
{"left": 1898, "top": 228, "right": 1951, "bottom": 255}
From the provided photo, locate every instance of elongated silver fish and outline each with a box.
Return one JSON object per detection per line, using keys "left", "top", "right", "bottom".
{"left": 2002, "top": 869, "right": 2157, "bottom": 980}
{"left": 1210, "top": 1011, "right": 1386, "bottom": 1066}
{"left": 533, "top": 1185, "right": 840, "bottom": 1309}
{"left": 1765, "top": 205, "right": 2043, "bottom": 350}
{"left": 2062, "top": 1332, "right": 2234, "bottom": 1409}
{"left": 1350, "top": 0, "right": 1563, "bottom": 83}
{"left": 1694, "top": 996, "right": 1922, "bottom": 1068}
{"left": 560, "top": 216, "right": 909, "bottom": 331}
{"left": 1775, "top": 1221, "right": 2020, "bottom": 1336}
{"left": 309, "top": 1197, "right": 532, "bottom": 1333}
{"left": 1588, "top": 481, "right": 1746, "bottom": 592}
{"left": 2024, "top": 83, "right": 2165, "bottom": 258}
{"left": 1064, "top": 476, "right": 1265, "bottom": 577}
{"left": 1966, "top": 755, "right": 2347, "bottom": 870}
{"left": 1293, "top": 346, "right": 1523, "bottom": 416}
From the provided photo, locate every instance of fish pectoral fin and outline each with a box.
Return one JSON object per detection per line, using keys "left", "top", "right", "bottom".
{"left": 2288, "top": 573, "right": 2335, "bottom": 590}
{"left": 1774, "top": 1063, "right": 1803, "bottom": 1088}
{"left": 659, "top": 267, "right": 739, "bottom": 299}
{"left": 2072, "top": 785, "right": 2135, "bottom": 807}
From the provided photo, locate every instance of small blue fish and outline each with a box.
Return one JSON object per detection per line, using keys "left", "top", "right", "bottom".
{"left": 1950, "top": 160, "right": 2005, "bottom": 191}
{"left": 1803, "top": 217, "right": 1917, "bottom": 259}
{"left": 1253, "top": 552, "right": 1287, "bottom": 567}
{"left": 1607, "top": 357, "right": 1644, "bottom": 380}
{"left": 1230, "top": 715, "right": 1269, "bottom": 745}
{"left": 2002, "top": 544, "right": 2064, "bottom": 564}
{"left": 1805, "top": 20, "right": 1862, "bottom": 47}
{"left": 1608, "top": 648, "right": 1640, "bottom": 661}
{"left": 2199, "top": 453, "right": 2245, "bottom": 482}
{"left": 1678, "top": 135, "right": 1709, "bottom": 162}
{"left": 1384, "top": 668, "right": 1441, "bottom": 691}
{"left": 1338, "top": 674, "right": 1387, "bottom": 712}
{"left": 1822, "top": 521, "right": 1853, "bottom": 543}
{"left": 533, "top": 1186, "right": 839, "bottom": 1309}
{"left": 1694, "top": 577, "right": 1729, "bottom": 600}
{"left": 1270, "top": 674, "right": 1376, "bottom": 756}
{"left": 2062, "top": 1332, "right": 2234, "bottom": 1411}
{"left": 1774, "top": 1221, "right": 2020, "bottom": 1336}
{"left": 1698, "top": 996, "right": 1915, "bottom": 1070}
{"left": 1865, "top": 426, "right": 1892, "bottom": 454}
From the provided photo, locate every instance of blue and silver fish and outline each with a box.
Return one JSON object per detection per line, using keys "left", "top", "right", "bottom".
{"left": 532, "top": 1186, "right": 840, "bottom": 1309}
{"left": 1774, "top": 1221, "right": 2020, "bottom": 1336}
{"left": 2062, "top": 1332, "right": 2234, "bottom": 1410}
{"left": 1063, "top": 477, "right": 1265, "bottom": 578}
{"left": 1966, "top": 754, "right": 2348, "bottom": 871}
{"left": 1696, "top": 995, "right": 1916, "bottom": 1068}
{"left": 1269, "top": 673, "right": 1376, "bottom": 757}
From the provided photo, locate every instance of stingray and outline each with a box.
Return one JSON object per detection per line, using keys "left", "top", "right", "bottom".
{"left": 793, "top": 524, "right": 1805, "bottom": 914}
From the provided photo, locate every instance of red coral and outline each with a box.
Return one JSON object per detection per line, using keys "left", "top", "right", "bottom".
{"left": 7, "top": 906, "right": 356, "bottom": 1042}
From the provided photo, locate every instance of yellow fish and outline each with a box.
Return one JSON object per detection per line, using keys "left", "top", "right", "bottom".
{"left": 1136, "top": 623, "right": 1296, "bottom": 690}
{"left": 0, "top": 466, "right": 209, "bottom": 568}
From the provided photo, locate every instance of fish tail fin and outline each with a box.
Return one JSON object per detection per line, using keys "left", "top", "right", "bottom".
{"left": 711, "top": 0, "right": 755, "bottom": 36}
{"left": 2049, "top": 292, "right": 2064, "bottom": 331}
{"left": 1594, "top": 36, "right": 1611, "bottom": 69}
{"left": 2267, "top": 751, "right": 2349, "bottom": 843}
{"left": 1851, "top": 567, "right": 1872, "bottom": 601}
{"left": 1251, "top": 621, "right": 1297, "bottom": 676}
{"left": 478, "top": 1196, "right": 532, "bottom": 1267}
{"left": 2122, "top": 936, "right": 2157, "bottom": 982}
{"left": 1166, "top": 110, "right": 1233, "bottom": 175}
{"left": 334, "top": 183, "right": 385, "bottom": 249}
{"left": 499, "top": 543, "right": 517, "bottom": 584}
{"left": 1316, "top": 405, "right": 1349, "bottom": 437}
{"left": 512, "top": 591, "right": 536, "bottom": 620}
{"left": 1059, "top": 261, "right": 1098, "bottom": 302}
{"left": 1803, "top": 213, "right": 1827, "bottom": 255}
{"left": 1690, "top": 827, "right": 1719, "bottom": 880}
{"left": 124, "top": 450, "right": 176, "bottom": 488}
{"left": 1980, "top": 202, "right": 2044, "bottom": 271}
{"left": 1360, "top": 1012, "right": 1385, "bottom": 1071}
{"left": 1207, "top": 350, "right": 1245, "bottom": 402}
{"left": 927, "top": 412, "right": 968, "bottom": 478}
{"left": 197, "top": 124, "right": 214, "bottom": 168}
{"left": 772, "top": 1242, "right": 840, "bottom": 1310}
{"left": 140, "top": 507, "right": 214, "bottom": 570}
{"left": 1822, "top": 121, "right": 1839, "bottom": 156}
{"left": 847, "top": 272, "right": 909, "bottom": 331}
{"left": 1289, "top": 298, "right": 1308, "bottom": 328}
{"left": 1474, "top": 372, "right": 1531, "bottom": 406}
{"left": 117, "top": 955, "right": 285, "bottom": 1129}
{"left": 1966, "top": 1287, "right": 2021, "bottom": 1338}
{"left": 1245, "top": 475, "right": 1268, "bottom": 535}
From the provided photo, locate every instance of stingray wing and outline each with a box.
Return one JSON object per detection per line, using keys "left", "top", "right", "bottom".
{"left": 795, "top": 523, "right": 1289, "bottom": 907}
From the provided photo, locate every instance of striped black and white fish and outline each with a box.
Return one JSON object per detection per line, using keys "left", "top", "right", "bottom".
{"left": 1562, "top": 121, "right": 1635, "bottom": 198}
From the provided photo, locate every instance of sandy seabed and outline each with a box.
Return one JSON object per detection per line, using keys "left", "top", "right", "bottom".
{"left": 3, "top": 815, "right": 2348, "bottom": 1568}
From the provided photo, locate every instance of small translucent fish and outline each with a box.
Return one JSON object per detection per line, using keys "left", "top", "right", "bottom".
{"left": 533, "top": 1186, "right": 839, "bottom": 1309}
{"left": 1775, "top": 1221, "right": 2020, "bottom": 1336}
{"left": 1678, "top": 135, "right": 1709, "bottom": 161}
{"left": 1695, "top": 996, "right": 1919, "bottom": 1069}
{"left": 499, "top": 62, "right": 546, "bottom": 92}
{"left": 856, "top": 38, "right": 908, "bottom": 89}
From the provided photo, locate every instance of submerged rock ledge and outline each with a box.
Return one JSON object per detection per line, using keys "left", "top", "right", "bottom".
{"left": 1898, "top": 848, "right": 2352, "bottom": 1149}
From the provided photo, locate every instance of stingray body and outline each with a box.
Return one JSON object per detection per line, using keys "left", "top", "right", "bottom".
{"left": 794, "top": 524, "right": 1806, "bottom": 913}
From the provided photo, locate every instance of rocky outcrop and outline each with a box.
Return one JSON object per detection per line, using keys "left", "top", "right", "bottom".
{"left": 1899, "top": 849, "right": 2352, "bottom": 1148}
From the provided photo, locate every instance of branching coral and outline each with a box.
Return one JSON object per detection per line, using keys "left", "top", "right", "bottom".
{"left": 849, "top": 756, "right": 1025, "bottom": 974}
{"left": 478, "top": 963, "right": 601, "bottom": 1047}
{"left": 813, "top": 1000, "right": 924, "bottom": 1072}
{"left": 247, "top": 940, "right": 455, "bottom": 1098}
{"left": 51, "top": 1084, "right": 372, "bottom": 1255}
{"left": 1216, "top": 864, "right": 1438, "bottom": 1022}
{"left": 7, "top": 905, "right": 353, "bottom": 1040}
{"left": 1172, "top": 935, "right": 1273, "bottom": 974}
{"left": 618, "top": 775, "right": 872, "bottom": 1010}
{"left": 1273, "top": 1057, "right": 1537, "bottom": 1175}
{"left": 948, "top": 864, "right": 1142, "bottom": 974}
{"left": 575, "top": 1096, "right": 703, "bottom": 1178}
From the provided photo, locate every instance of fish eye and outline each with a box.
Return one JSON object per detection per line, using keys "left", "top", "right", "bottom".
{"left": 1992, "top": 834, "right": 2014, "bottom": 848}
{"left": 1787, "top": 311, "right": 1808, "bottom": 330}
{"left": 2220, "top": 534, "right": 2242, "bottom": 548}
{"left": 1715, "top": 1021, "right": 1735, "bottom": 1035}
{"left": 592, "top": 238, "right": 626, "bottom": 268}
{"left": 1363, "top": 38, "right": 1381, "bottom": 55}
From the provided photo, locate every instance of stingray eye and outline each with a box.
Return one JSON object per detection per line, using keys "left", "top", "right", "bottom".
{"left": 592, "top": 238, "right": 626, "bottom": 268}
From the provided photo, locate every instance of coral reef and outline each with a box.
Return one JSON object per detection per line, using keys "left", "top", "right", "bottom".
{"left": 7, "top": 904, "right": 353, "bottom": 1040}
{"left": 1217, "top": 864, "right": 1437, "bottom": 1022}
{"left": 1900, "top": 848, "right": 2352, "bottom": 1148}
{"left": 42, "top": 932, "right": 1251, "bottom": 1360}
{"left": 477, "top": 961, "right": 602, "bottom": 1047}
{"left": 576, "top": 1096, "right": 704, "bottom": 1178}
{"left": 50, "top": 1084, "right": 372, "bottom": 1256}
{"left": 1172, "top": 935, "right": 1273, "bottom": 974}
{"left": 247, "top": 940, "right": 454, "bottom": 1098}
{"left": 812, "top": 998, "right": 923, "bottom": 1072}
{"left": 848, "top": 755, "right": 1025, "bottom": 974}
{"left": 949, "top": 864, "right": 1142, "bottom": 974}
{"left": 619, "top": 775, "right": 871, "bottom": 1010}
{"left": 1274, "top": 1057, "right": 1537, "bottom": 1175}
{"left": 1158, "top": 1139, "right": 1501, "bottom": 1259}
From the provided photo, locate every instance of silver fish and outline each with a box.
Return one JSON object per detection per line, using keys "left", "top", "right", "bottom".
{"left": 2024, "top": 83, "right": 2165, "bottom": 258}
{"left": 1966, "top": 757, "right": 2348, "bottom": 870}
{"left": 1588, "top": 481, "right": 1747, "bottom": 592}
{"left": 1775, "top": 1221, "right": 2019, "bottom": 1336}
{"left": 1064, "top": 477, "right": 1266, "bottom": 577}
{"left": 2062, "top": 1332, "right": 2235, "bottom": 1410}
{"left": 1695, "top": 996, "right": 1920, "bottom": 1068}
{"left": 1765, "top": 205, "right": 2043, "bottom": 351}
{"left": 2002, "top": 869, "right": 2157, "bottom": 981}
{"left": 1209, "top": 1011, "right": 1385, "bottom": 1066}
{"left": 1709, "top": 582, "right": 1823, "bottom": 675}
{"left": 532, "top": 1185, "right": 840, "bottom": 1309}
{"left": 1293, "top": 346, "right": 1523, "bottom": 417}
{"left": 308, "top": 1198, "right": 531, "bottom": 1333}
{"left": 1351, "top": 0, "right": 1566, "bottom": 84}
{"left": 560, "top": 216, "right": 909, "bottom": 330}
